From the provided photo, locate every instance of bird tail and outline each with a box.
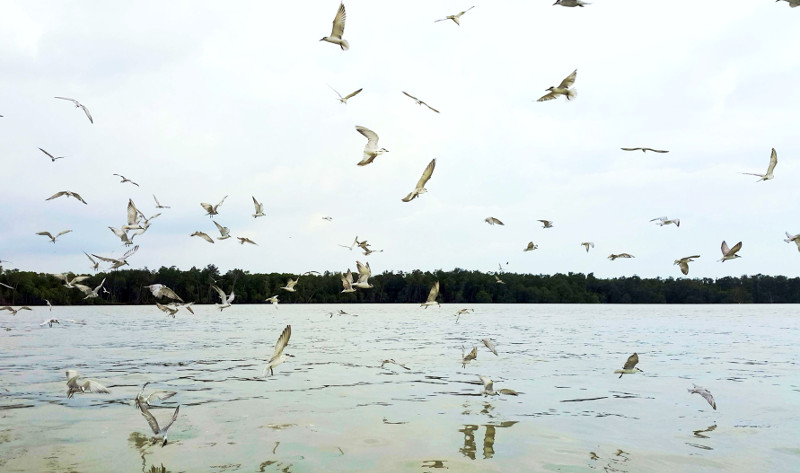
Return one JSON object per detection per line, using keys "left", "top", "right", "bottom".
{"left": 340, "top": 40, "right": 350, "bottom": 51}
{"left": 565, "top": 88, "right": 578, "bottom": 100}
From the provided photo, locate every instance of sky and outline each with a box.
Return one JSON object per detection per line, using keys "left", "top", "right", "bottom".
{"left": 1, "top": 0, "right": 799, "bottom": 280}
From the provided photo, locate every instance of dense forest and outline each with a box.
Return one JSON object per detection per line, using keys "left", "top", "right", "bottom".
{"left": 2, "top": 265, "right": 800, "bottom": 306}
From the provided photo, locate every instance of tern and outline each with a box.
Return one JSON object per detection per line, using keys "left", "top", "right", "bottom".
{"left": 79, "top": 278, "right": 106, "bottom": 299}
{"left": 608, "top": 253, "right": 635, "bottom": 260}
{"left": 54, "top": 97, "right": 93, "bottom": 123}
{"left": 621, "top": 147, "right": 668, "bottom": 153}
{"left": 355, "top": 261, "right": 373, "bottom": 289}
{"left": 135, "top": 382, "right": 177, "bottom": 410}
{"left": 265, "top": 324, "right": 292, "bottom": 376}
{"left": 191, "top": 231, "right": 214, "bottom": 243}
{"left": 380, "top": 359, "right": 410, "bottom": 370}
{"left": 674, "top": 255, "right": 701, "bottom": 275}
{"left": 461, "top": 346, "right": 478, "bottom": 368}
{"left": 320, "top": 3, "right": 349, "bottom": 50}
{"left": 524, "top": 242, "right": 538, "bottom": 252}
{"left": 435, "top": 6, "right": 475, "bottom": 25}
{"left": 237, "top": 237, "right": 258, "bottom": 245}
{"left": 581, "top": 242, "right": 595, "bottom": 252}
{"left": 40, "top": 318, "right": 60, "bottom": 327}
{"left": 45, "top": 299, "right": 53, "bottom": 311}
{"left": 113, "top": 174, "right": 140, "bottom": 187}
{"left": 688, "top": 384, "right": 717, "bottom": 410}
{"left": 252, "top": 196, "right": 265, "bottom": 218}
{"left": 146, "top": 284, "right": 183, "bottom": 302}
{"left": 537, "top": 69, "right": 578, "bottom": 102}
{"left": 494, "top": 274, "right": 505, "bottom": 284}
{"left": 322, "top": 216, "right": 333, "bottom": 221}
{"left": 156, "top": 302, "right": 179, "bottom": 317}
{"left": 478, "top": 376, "right": 497, "bottom": 396}
{"left": 52, "top": 273, "right": 90, "bottom": 289}
{"left": 109, "top": 226, "right": 134, "bottom": 246}
{"left": 421, "top": 281, "right": 440, "bottom": 308}
{"left": 153, "top": 194, "right": 170, "bottom": 209}
{"left": 401, "top": 91, "right": 440, "bottom": 113}
{"left": 65, "top": 369, "right": 109, "bottom": 397}
{"left": 265, "top": 295, "right": 279, "bottom": 308}
{"left": 719, "top": 241, "right": 742, "bottom": 262}
{"left": 614, "top": 353, "right": 643, "bottom": 378}
{"left": 213, "top": 221, "right": 231, "bottom": 240}
{"left": 201, "top": 195, "right": 228, "bottom": 217}
{"left": 84, "top": 252, "right": 100, "bottom": 271}
{"left": 485, "top": 217, "right": 504, "bottom": 226}
{"left": 1, "top": 306, "right": 32, "bottom": 316}
{"left": 139, "top": 403, "right": 180, "bottom": 447}
{"left": 454, "top": 308, "right": 473, "bottom": 322}
{"left": 36, "top": 230, "right": 72, "bottom": 244}
{"left": 46, "top": 190, "right": 87, "bottom": 204}
{"left": 341, "top": 269, "right": 356, "bottom": 293}
{"left": 538, "top": 219, "right": 554, "bottom": 229}
{"left": 741, "top": 148, "right": 777, "bottom": 181}
{"left": 281, "top": 277, "right": 299, "bottom": 292}
{"left": 329, "top": 85, "right": 362, "bottom": 104}
{"left": 355, "top": 126, "right": 388, "bottom": 166}
{"left": 481, "top": 338, "right": 498, "bottom": 356}
{"left": 92, "top": 245, "right": 139, "bottom": 269}
{"left": 554, "top": 0, "right": 591, "bottom": 6}
{"left": 339, "top": 236, "right": 358, "bottom": 250}
{"left": 784, "top": 232, "right": 800, "bottom": 252}
{"left": 211, "top": 284, "right": 235, "bottom": 310}
{"left": 651, "top": 216, "right": 680, "bottom": 227}
{"left": 401, "top": 159, "right": 436, "bottom": 202}
{"left": 38, "top": 147, "right": 66, "bottom": 162}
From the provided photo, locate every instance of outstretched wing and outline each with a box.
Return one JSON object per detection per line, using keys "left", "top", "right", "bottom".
{"left": 330, "top": 2, "right": 346, "bottom": 39}
{"left": 415, "top": 159, "right": 436, "bottom": 189}
{"left": 557, "top": 69, "right": 578, "bottom": 89}
{"left": 766, "top": 148, "right": 778, "bottom": 175}
{"left": 211, "top": 284, "right": 227, "bottom": 304}
{"left": 426, "top": 281, "right": 440, "bottom": 302}
{"left": 728, "top": 241, "right": 742, "bottom": 255}
{"left": 355, "top": 126, "right": 379, "bottom": 148}
{"left": 271, "top": 325, "right": 292, "bottom": 361}
{"left": 622, "top": 353, "right": 639, "bottom": 370}
{"left": 139, "top": 404, "right": 161, "bottom": 434}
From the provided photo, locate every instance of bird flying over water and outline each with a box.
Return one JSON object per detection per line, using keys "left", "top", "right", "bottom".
{"left": 462, "top": 346, "right": 478, "bottom": 368}
{"left": 435, "top": 6, "right": 475, "bottom": 25}
{"left": 401, "top": 159, "right": 436, "bottom": 202}
{"left": 265, "top": 324, "right": 292, "bottom": 376}
{"left": 329, "top": 85, "right": 362, "bottom": 104}
{"left": 485, "top": 217, "right": 504, "bottom": 226}
{"left": 79, "top": 278, "right": 106, "bottom": 299}
{"left": 537, "top": 69, "right": 578, "bottom": 102}
{"left": 719, "top": 241, "right": 742, "bottom": 262}
{"left": 191, "top": 231, "right": 214, "bottom": 244}
{"left": 320, "top": 3, "right": 349, "bottom": 50}
{"left": 481, "top": 338, "right": 498, "bottom": 356}
{"left": 402, "top": 91, "right": 440, "bottom": 113}
{"left": 1, "top": 306, "right": 32, "bottom": 316}
{"left": 454, "top": 308, "right": 473, "bottom": 323}
{"left": 65, "top": 369, "right": 109, "bottom": 397}
{"left": 421, "top": 281, "right": 440, "bottom": 308}
{"left": 38, "top": 148, "right": 65, "bottom": 162}
{"left": 201, "top": 195, "right": 228, "bottom": 217}
{"left": 46, "top": 190, "right": 87, "bottom": 204}
{"left": 212, "top": 284, "right": 235, "bottom": 310}
{"left": 355, "top": 126, "right": 388, "bottom": 166}
{"left": 146, "top": 284, "right": 183, "bottom": 302}
{"left": 113, "top": 174, "right": 139, "bottom": 187}
{"left": 674, "top": 255, "right": 701, "bottom": 275}
{"left": 36, "top": 230, "right": 72, "bottom": 243}
{"left": 265, "top": 295, "right": 279, "bottom": 308}
{"left": 614, "top": 353, "right": 643, "bottom": 378}
{"left": 688, "top": 384, "right": 716, "bottom": 410}
{"left": 740, "top": 148, "right": 777, "bottom": 181}
{"left": 40, "top": 318, "right": 60, "bottom": 327}
{"left": 139, "top": 403, "right": 180, "bottom": 447}
{"left": 621, "top": 147, "right": 668, "bottom": 153}
{"left": 54, "top": 97, "right": 93, "bottom": 123}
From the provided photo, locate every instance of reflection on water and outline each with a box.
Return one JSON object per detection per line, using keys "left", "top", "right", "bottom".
{"left": 458, "top": 421, "right": 518, "bottom": 460}
{"left": 257, "top": 460, "right": 293, "bottom": 472}
{"left": 421, "top": 459, "right": 448, "bottom": 470}
{"left": 687, "top": 424, "right": 717, "bottom": 451}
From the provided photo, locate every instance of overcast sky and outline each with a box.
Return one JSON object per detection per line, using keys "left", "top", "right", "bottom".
{"left": 1, "top": 0, "right": 799, "bottom": 280}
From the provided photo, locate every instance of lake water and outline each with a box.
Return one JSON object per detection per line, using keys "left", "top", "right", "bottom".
{"left": 1, "top": 304, "right": 798, "bottom": 472}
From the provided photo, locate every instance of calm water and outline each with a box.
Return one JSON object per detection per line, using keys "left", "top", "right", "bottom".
{"left": 1, "top": 304, "right": 798, "bottom": 472}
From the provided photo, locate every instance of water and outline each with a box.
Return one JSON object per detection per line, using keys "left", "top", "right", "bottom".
{"left": 1, "top": 304, "right": 799, "bottom": 472}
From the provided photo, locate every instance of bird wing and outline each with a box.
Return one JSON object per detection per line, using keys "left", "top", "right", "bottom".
{"left": 139, "top": 404, "right": 161, "bottom": 434}
{"left": 127, "top": 200, "right": 140, "bottom": 226}
{"left": 482, "top": 339, "right": 498, "bottom": 355}
{"left": 66, "top": 369, "right": 80, "bottom": 381}
{"left": 343, "top": 88, "right": 362, "bottom": 100}
{"left": 622, "top": 353, "right": 639, "bottom": 370}
{"left": 679, "top": 261, "right": 689, "bottom": 275}
{"left": 79, "top": 104, "right": 93, "bottom": 123}
{"left": 728, "top": 241, "right": 742, "bottom": 255}
{"left": 38, "top": 148, "right": 56, "bottom": 160}
{"left": 193, "top": 231, "right": 214, "bottom": 243}
{"left": 537, "top": 91, "right": 558, "bottom": 102}
{"left": 211, "top": 285, "right": 227, "bottom": 304}
{"left": 271, "top": 325, "right": 292, "bottom": 361}
{"left": 145, "top": 390, "right": 177, "bottom": 404}
{"left": 620, "top": 147, "right": 642, "bottom": 151}
{"left": 557, "top": 69, "right": 578, "bottom": 89}
{"left": 36, "top": 231, "right": 54, "bottom": 240}
{"left": 252, "top": 196, "right": 261, "bottom": 210}
{"left": 478, "top": 375, "right": 493, "bottom": 390}
{"left": 355, "top": 126, "right": 379, "bottom": 148}
{"left": 122, "top": 245, "right": 139, "bottom": 260}
{"left": 424, "top": 103, "right": 440, "bottom": 113}
{"left": 46, "top": 191, "right": 67, "bottom": 200}
{"left": 418, "top": 159, "right": 436, "bottom": 188}
{"left": 200, "top": 202, "right": 214, "bottom": 214}
{"left": 699, "top": 389, "right": 716, "bottom": 410}
{"left": 766, "top": 148, "right": 778, "bottom": 175}
{"left": 161, "top": 287, "right": 183, "bottom": 302}
{"left": 56, "top": 230, "right": 72, "bottom": 238}
{"left": 81, "top": 378, "right": 110, "bottom": 394}
{"left": 426, "top": 281, "right": 440, "bottom": 302}
{"left": 494, "top": 218, "right": 505, "bottom": 225}
{"left": 357, "top": 260, "right": 371, "bottom": 278}
{"left": 330, "top": 2, "right": 346, "bottom": 39}
{"left": 93, "top": 278, "right": 106, "bottom": 293}
{"left": 91, "top": 254, "right": 118, "bottom": 263}
{"left": 162, "top": 405, "right": 180, "bottom": 433}
{"left": 213, "top": 220, "right": 227, "bottom": 235}
{"left": 720, "top": 240, "right": 730, "bottom": 255}
{"left": 402, "top": 91, "right": 419, "bottom": 102}
{"left": 54, "top": 96, "right": 78, "bottom": 105}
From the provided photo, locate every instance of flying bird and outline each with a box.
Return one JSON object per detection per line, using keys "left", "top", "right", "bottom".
{"left": 65, "top": 369, "right": 109, "bottom": 397}
{"left": 401, "top": 91, "right": 440, "bottom": 113}
{"left": 265, "top": 295, "right": 279, "bottom": 308}
{"left": 265, "top": 325, "right": 292, "bottom": 376}
{"left": 524, "top": 242, "right": 538, "bottom": 252}
{"left": 46, "top": 190, "right": 87, "bottom": 204}
{"left": 740, "top": 148, "right": 777, "bottom": 181}
{"left": 84, "top": 252, "right": 100, "bottom": 271}
{"left": 341, "top": 269, "right": 356, "bottom": 293}
{"left": 484, "top": 217, "right": 504, "bottom": 226}
{"left": 191, "top": 231, "right": 214, "bottom": 244}
{"left": 777, "top": 0, "right": 800, "bottom": 7}
{"left": 146, "top": 284, "right": 183, "bottom": 302}
{"left": 36, "top": 230, "right": 72, "bottom": 244}
{"left": 329, "top": 85, "right": 362, "bottom": 104}
{"left": 79, "top": 278, "right": 106, "bottom": 299}
{"left": 784, "top": 232, "right": 800, "bottom": 252}
{"left": 113, "top": 174, "right": 140, "bottom": 187}
{"left": 674, "top": 255, "right": 701, "bottom": 275}
{"left": 581, "top": 242, "right": 595, "bottom": 252}
{"left": 481, "top": 338, "right": 498, "bottom": 356}
{"left": 211, "top": 284, "right": 235, "bottom": 310}
{"left": 608, "top": 253, "right": 635, "bottom": 260}
{"left": 651, "top": 216, "right": 680, "bottom": 227}
{"left": 54, "top": 97, "right": 93, "bottom": 123}
{"left": 454, "top": 308, "right": 473, "bottom": 322}
{"left": 201, "top": 195, "right": 228, "bottom": 217}
{"left": 156, "top": 302, "right": 179, "bottom": 317}
{"left": 380, "top": 359, "right": 410, "bottom": 370}
{"left": 614, "top": 353, "right": 643, "bottom": 378}
{"left": 38, "top": 148, "right": 66, "bottom": 162}
{"left": 40, "top": 318, "right": 60, "bottom": 327}
{"left": 1, "top": 306, "right": 32, "bottom": 316}
{"left": 494, "top": 274, "right": 505, "bottom": 284}
{"left": 621, "top": 147, "right": 669, "bottom": 153}
{"left": 320, "top": 3, "right": 349, "bottom": 50}
{"left": 91, "top": 245, "right": 139, "bottom": 270}
{"left": 322, "top": 216, "right": 333, "bottom": 221}
{"left": 719, "top": 241, "right": 742, "bottom": 262}
{"left": 355, "top": 126, "right": 388, "bottom": 166}
{"left": 135, "top": 382, "right": 177, "bottom": 410}
{"left": 554, "top": 0, "right": 591, "bottom": 6}
{"left": 537, "top": 69, "right": 578, "bottom": 102}
{"left": 401, "top": 159, "right": 436, "bottom": 202}
{"left": 538, "top": 219, "right": 554, "bottom": 228}
{"left": 153, "top": 194, "right": 170, "bottom": 209}
{"left": 421, "top": 281, "right": 440, "bottom": 308}
{"left": 461, "top": 346, "right": 478, "bottom": 368}
{"left": 51, "top": 273, "right": 90, "bottom": 289}
{"left": 213, "top": 221, "right": 231, "bottom": 240}
{"left": 237, "top": 237, "right": 258, "bottom": 245}
{"left": 688, "top": 384, "right": 717, "bottom": 410}
{"left": 478, "top": 375, "right": 496, "bottom": 396}
{"left": 355, "top": 261, "right": 373, "bottom": 289}
{"left": 139, "top": 403, "right": 180, "bottom": 447}
{"left": 435, "top": 6, "right": 475, "bottom": 25}
{"left": 281, "top": 277, "right": 299, "bottom": 292}
{"left": 109, "top": 226, "right": 134, "bottom": 246}
{"left": 252, "top": 196, "right": 265, "bottom": 218}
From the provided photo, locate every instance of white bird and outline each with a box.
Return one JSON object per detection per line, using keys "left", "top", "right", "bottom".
{"left": 65, "top": 369, "right": 109, "bottom": 398}
{"left": 719, "top": 241, "right": 742, "bottom": 262}
{"left": 581, "top": 242, "right": 595, "bottom": 252}
{"left": 322, "top": 216, "right": 333, "bottom": 221}
{"left": 36, "top": 230, "right": 72, "bottom": 244}
{"left": 454, "top": 308, "right": 473, "bottom": 322}
{"left": 651, "top": 216, "right": 680, "bottom": 227}
{"left": 51, "top": 273, "right": 90, "bottom": 289}
{"left": 84, "top": 252, "right": 100, "bottom": 271}
{"left": 621, "top": 147, "right": 668, "bottom": 153}
{"left": 435, "top": 5, "right": 475, "bottom": 25}
{"left": 153, "top": 194, "right": 170, "bottom": 209}
{"left": 777, "top": 0, "right": 800, "bottom": 7}
{"left": 156, "top": 302, "right": 179, "bottom": 317}
{"left": 265, "top": 324, "right": 292, "bottom": 376}
{"left": 40, "top": 318, "right": 60, "bottom": 327}
{"left": 201, "top": 195, "right": 228, "bottom": 217}
{"left": 523, "top": 242, "right": 538, "bottom": 252}
{"left": 674, "top": 255, "right": 701, "bottom": 275}
{"left": 113, "top": 174, "right": 140, "bottom": 187}
{"left": 45, "top": 299, "right": 53, "bottom": 311}
{"left": 401, "top": 159, "right": 436, "bottom": 202}
{"left": 481, "top": 338, "right": 498, "bottom": 356}
{"left": 265, "top": 295, "right": 279, "bottom": 308}
{"left": 146, "top": 284, "right": 183, "bottom": 302}
{"left": 355, "top": 261, "right": 373, "bottom": 289}
{"left": 92, "top": 245, "right": 139, "bottom": 269}
{"left": 784, "top": 232, "right": 800, "bottom": 252}
{"left": 281, "top": 277, "right": 299, "bottom": 292}
{"left": 485, "top": 217, "right": 504, "bottom": 226}
{"left": 320, "top": 3, "right": 349, "bottom": 50}
{"left": 494, "top": 274, "right": 505, "bottom": 285}
{"left": 211, "top": 284, "right": 235, "bottom": 310}
{"left": 554, "top": 0, "right": 591, "bottom": 6}
{"left": 252, "top": 196, "right": 265, "bottom": 218}
{"left": 608, "top": 253, "right": 635, "bottom": 260}
{"left": 79, "top": 278, "right": 106, "bottom": 299}
{"left": 139, "top": 403, "right": 180, "bottom": 447}
{"left": 478, "top": 375, "right": 497, "bottom": 396}
{"left": 46, "top": 190, "right": 87, "bottom": 204}
{"left": 380, "top": 359, "right": 410, "bottom": 370}
{"left": 614, "top": 353, "right": 643, "bottom": 378}
{"left": 688, "top": 384, "right": 717, "bottom": 410}
{"left": 341, "top": 269, "right": 356, "bottom": 293}
{"left": 38, "top": 147, "right": 66, "bottom": 162}
{"left": 1, "top": 306, "right": 32, "bottom": 316}
{"left": 213, "top": 221, "right": 231, "bottom": 240}
{"left": 329, "top": 85, "right": 362, "bottom": 104}
{"left": 191, "top": 231, "right": 214, "bottom": 244}
{"left": 109, "top": 226, "right": 134, "bottom": 246}
{"left": 461, "top": 346, "right": 478, "bottom": 368}
{"left": 421, "top": 281, "right": 440, "bottom": 308}
{"left": 355, "top": 126, "right": 388, "bottom": 166}
{"left": 741, "top": 148, "right": 778, "bottom": 181}
{"left": 134, "top": 382, "right": 177, "bottom": 410}
{"left": 54, "top": 97, "right": 93, "bottom": 123}
{"left": 537, "top": 69, "right": 578, "bottom": 102}
{"left": 401, "top": 91, "right": 440, "bottom": 113}
{"left": 538, "top": 219, "right": 554, "bottom": 229}
{"left": 237, "top": 237, "right": 258, "bottom": 245}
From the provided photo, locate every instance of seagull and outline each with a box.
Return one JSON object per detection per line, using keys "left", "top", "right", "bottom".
{"left": 454, "top": 308, "right": 473, "bottom": 322}
{"left": 651, "top": 216, "right": 680, "bottom": 227}
{"left": 191, "top": 231, "right": 214, "bottom": 243}
{"left": 40, "top": 318, "right": 60, "bottom": 327}
{"left": 688, "top": 384, "right": 717, "bottom": 410}
{"left": 341, "top": 269, "right": 356, "bottom": 293}
{"left": 481, "top": 338, "right": 498, "bottom": 356}
{"left": 329, "top": 85, "right": 362, "bottom": 104}
{"left": 401, "top": 91, "right": 440, "bottom": 113}
{"left": 581, "top": 242, "right": 595, "bottom": 252}
{"left": 146, "top": 284, "right": 183, "bottom": 302}
{"left": 784, "top": 232, "right": 800, "bottom": 252}
{"left": 614, "top": 353, "right": 643, "bottom": 378}
{"left": 401, "top": 158, "right": 436, "bottom": 202}
{"left": 478, "top": 376, "right": 497, "bottom": 396}
{"left": 355, "top": 126, "right": 388, "bottom": 166}
{"left": 92, "top": 245, "right": 139, "bottom": 270}
{"left": 421, "top": 281, "right": 440, "bottom": 308}
{"left": 1, "top": 306, "right": 32, "bottom": 316}
{"left": 719, "top": 241, "right": 742, "bottom": 262}
{"left": 109, "top": 226, "right": 134, "bottom": 246}
{"left": 485, "top": 217, "right": 504, "bottom": 226}
{"left": 201, "top": 195, "right": 228, "bottom": 217}
{"left": 461, "top": 346, "right": 478, "bottom": 368}
{"left": 554, "top": 0, "right": 591, "bottom": 6}
{"left": 237, "top": 237, "right": 258, "bottom": 245}
{"left": 523, "top": 242, "right": 538, "bottom": 252}
{"left": 355, "top": 261, "right": 373, "bottom": 289}
{"left": 36, "top": 230, "right": 72, "bottom": 244}
{"left": 65, "top": 369, "right": 109, "bottom": 397}
{"left": 54, "top": 97, "right": 93, "bottom": 123}
{"left": 537, "top": 69, "right": 578, "bottom": 102}
{"left": 113, "top": 174, "right": 140, "bottom": 187}
{"left": 608, "top": 253, "right": 635, "bottom": 260}
{"left": 80, "top": 278, "right": 106, "bottom": 299}
{"left": 213, "top": 221, "right": 231, "bottom": 240}
{"left": 265, "top": 295, "right": 279, "bottom": 308}
{"left": 494, "top": 274, "right": 505, "bottom": 284}
{"left": 84, "top": 252, "right": 100, "bottom": 271}
{"left": 211, "top": 284, "right": 235, "bottom": 310}
{"left": 252, "top": 196, "right": 265, "bottom": 218}
{"left": 46, "top": 190, "right": 87, "bottom": 204}
{"left": 320, "top": 2, "right": 349, "bottom": 50}
{"left": 777, "top": 0, "right": 800, "bottom": 7}
{"left": 674, "top": 255, "right": 701, "bottom": 275}
{"left": 741, "top": 148, "right": 777, "bottom": 181}
{"left": 153, "top": 194, "right": 170, "bottom": 209}
{"left": 621, "top": 147, "right": 669, "bottom": 153}
{"left": 538, "top": 219, "right": 554, "bottom": 229}
{"left": 135, "top": 382, "right": 177, "bottom": 410}
{"left": 281, "top": 277, "right": 299, "bottom": 292}
{"left": 435, "top": 5, "right": 475, "bottom": 25}
{"left": 265, "top": 325, "right": 292, "bottom": 376}
{"left": 139, "top": 403, "right": 180, "bottom": 447}
{"left": 38, "top": 147, "right": 66, "bottom": 162}
{"left": 380, "top": 359, "right": 410, "bottom": 370}
{"left": 51, "top": 273, "right": 90, "bottom": 289}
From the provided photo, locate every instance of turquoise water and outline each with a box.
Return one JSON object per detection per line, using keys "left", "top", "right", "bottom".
{"left": 1, "top": 304, "right": 798, "bottom": 472}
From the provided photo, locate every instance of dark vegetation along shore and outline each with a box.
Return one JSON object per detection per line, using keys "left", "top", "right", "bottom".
{"left": 2, "top": 265, "right": 800, "bottom": 306}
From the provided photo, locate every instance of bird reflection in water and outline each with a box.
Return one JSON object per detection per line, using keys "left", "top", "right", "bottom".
{"left": 421, "top": 459, "right": 448, "bottom": 470}
{"left": 588, "top": 448, "right": 631, "bottom": 472}
{"left": 458, "top": 421, "right": 518, "bottom": 460}
{"left": 693, "top": 424, "right": 717, "bottom": 439}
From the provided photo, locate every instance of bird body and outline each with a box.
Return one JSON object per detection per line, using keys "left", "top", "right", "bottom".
{"left": 435, "top": 6, "right": 475, "bottom": 25}
{"left": 265, "top": 295, "right": 279, "bottom": 308}
{"left": 581, "top": 242, "right": 595, "bottom": 252}
{"left": 454, "top": 308, "right": 473, "bottom": 322}
{"left": 80, "top": 278, "right": 106, "bottom": 299}
{"left": 719, "top": 241, "right": 742, "bottom": 262}
{"left": 201, "top": 195, "right": 228, "bottom": 216}
{"left": 281, "top": 277, "right": 299, "bottom": 292}
{"left": 461, "top": 346, "right": 477, "bottom": 367}
{"left": 651, "top": 216, "right": 680, "bottom": 227}
{"left": 355, "top": 126, "right": 388, "bottom": 166}
{"left": 212, "top": 284, "right": 235, "bottom": 310}
{"left": 621, "top": 147, "right": 668, "bottom": 153}
{"left": 494, "top": 274, "right": 505, "bottom": 284}
{"left": 478, "top": 375, "right": 496, "bottom": 396}
{"left": 554, "top": 0, "right": 590, "bottom": 6}
{"left": 614, "top": 353, "right": 643, "bottom": 378}
{"left": 401, "top": 159, "right": 436, "bottom": 202}
{"left": 537, "top": 70, "right": 578, "bottom": 102}
{"left": 481, "top": 338, "right": 498, "bottom": 356}
{"left": 213, "top": 221, "right": 231, "bottom": 240}
{"left": 320, "top": 3, "right": 349, "bottom": 50}
{"left": 252, "top": 196, "right": 265, "bottom": 218}
{"left": 40, "top": 318, "right": 60, "bottom": 327}
{"left": 265, "top": 325, "right": 292, "bottom": 376}
{"left": 741, "top": 148, "right": 777, "bottom": 181}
